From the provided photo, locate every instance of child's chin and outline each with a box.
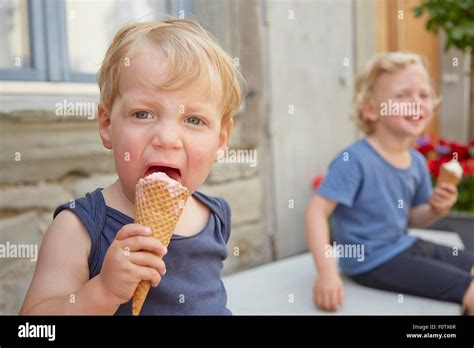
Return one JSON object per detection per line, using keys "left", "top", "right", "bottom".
{"left": 401, "top": 128, "right": 424, "bottom": 138}
{"left": 402, "top": 120, "right": 427, "bottom": 136}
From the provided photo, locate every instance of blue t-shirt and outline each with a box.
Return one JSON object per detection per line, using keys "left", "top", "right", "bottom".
{"left": 54, "top": 189, "right": 232, "bottom": 315}
{"left": 317, "top": 139, "right": 432, "bottom": 275}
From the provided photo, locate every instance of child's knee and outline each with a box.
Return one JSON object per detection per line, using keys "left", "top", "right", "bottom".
{"left": 462, "top": 281, "right": 474, "bottom": 304}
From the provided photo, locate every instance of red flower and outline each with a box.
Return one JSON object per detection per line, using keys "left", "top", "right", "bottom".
{"left": 427, "top": 159, "right": 441, "bottom": 178}
{"left": 417, "top": 136, "right": 474, "bottom": 178}
{"left": 417, "top": 144, "right": 434, "bottom": 155}
{"left": 311, "top": 174, "right": 324, "bottom": 191}
{"left": 449, "top": 142, "right": 469, "bottom": 161}
{"left": 461, "top": 159, "right": 474, "bottom": 176}
{"left": 439, "top": 154, "right": 453, "bottom": 163}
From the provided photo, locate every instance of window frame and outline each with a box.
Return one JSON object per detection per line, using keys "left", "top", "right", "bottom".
{"left": 0, "top": 0, "right": 47, "bottom": 81}
{"left": 0, "top": 0, "right": 194, "bottom": 83}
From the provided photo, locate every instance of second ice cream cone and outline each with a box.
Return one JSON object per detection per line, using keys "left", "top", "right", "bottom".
{"left": 436, "top": 160, "right": 463, "bottom": 187}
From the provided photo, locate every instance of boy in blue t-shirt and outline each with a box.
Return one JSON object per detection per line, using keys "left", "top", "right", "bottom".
{"left": 306, "top": 52, "right": 474, "bottom": 314}
{"left": 21, "top": 19, "right": 243, "bottom": 315}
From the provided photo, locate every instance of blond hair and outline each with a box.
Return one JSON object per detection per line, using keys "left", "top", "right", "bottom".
{"left": 352, "top": 52, "right": 437, "bottom": 134}
{"left": 97, "top": 19, "right": 243, "bottom": 122}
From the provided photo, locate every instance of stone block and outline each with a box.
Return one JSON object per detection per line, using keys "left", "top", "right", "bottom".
{"left": 223, "top": 222, "right": 272, "bottom": 275}
{"left": 201, "top": 177, "right": 262, "bottom": 225}
{"left": 72, "top": 174, "right": 118, "bottom": 197}
{"left": 0, "top": 184, "right": 71, "bottom": 210}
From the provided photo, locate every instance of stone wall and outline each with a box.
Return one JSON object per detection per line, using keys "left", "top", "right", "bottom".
{"left": 0, "top": 110, "right": 109, "bottom": 314}
{"left": 0, "top": 0, "right": 271, "bottom": 314}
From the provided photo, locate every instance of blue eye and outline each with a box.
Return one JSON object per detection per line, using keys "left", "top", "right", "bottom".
{"left": 133, "top": 111, "right": 153, "bottom": 120}
{"left": 185, "top": 116, "right": 204, "bottom": 126}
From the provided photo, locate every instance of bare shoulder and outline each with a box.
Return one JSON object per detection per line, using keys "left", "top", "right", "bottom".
{"left": 193, "top": 194, "right": 211, "bottom": 216}
{"left": 42, "top": 209, "right": 91, "bottom": 258}
{"left": 192, "top": 195, "right": 211, "bottom": 226}
{"left": 20, "top": 210, "right": 91, "bottom": 313}
{"left": 174, "top": 195, "right": 210, "bottom": 237}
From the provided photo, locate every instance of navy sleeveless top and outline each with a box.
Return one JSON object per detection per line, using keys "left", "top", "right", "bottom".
{"left": 53, "top": 188, "right": 231, "bottom": 315}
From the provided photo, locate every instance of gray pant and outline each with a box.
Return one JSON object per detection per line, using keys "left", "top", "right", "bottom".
{"left": 350, "top": 239, "right": 474, "bottom": 304}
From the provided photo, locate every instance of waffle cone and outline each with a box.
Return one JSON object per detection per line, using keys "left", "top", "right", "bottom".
{"left": 132, "top": 176, "right": 189, "bottom": 315}
{"left": 437, "top": 166, "right": 461, "bottom": 186}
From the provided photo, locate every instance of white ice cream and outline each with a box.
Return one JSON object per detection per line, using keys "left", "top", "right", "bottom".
{"left": 136, "top": 172, "right": 186, "bottom": 202}
{"left": 442, "top": 160, "right": 463, "bottom": 178}
{"left": 145, "top": 171, "right": 179, "bottom": 185}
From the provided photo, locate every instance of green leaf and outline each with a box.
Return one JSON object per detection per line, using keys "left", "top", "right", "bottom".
{"left": 451, "top": 26, "right": 464, "bottom": 40}
{"left": 414, "top": 5, "right": 423, "bottom": 18}
{"left": 417, "top": 0, "right": 474, "bottom": 52}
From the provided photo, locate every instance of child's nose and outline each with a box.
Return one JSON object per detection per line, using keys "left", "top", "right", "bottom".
{"left": 150, "top": 120, "right": 182, "bottom": 149}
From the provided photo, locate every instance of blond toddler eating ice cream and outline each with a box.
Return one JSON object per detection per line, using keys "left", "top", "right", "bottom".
{"left": 21, "top": 19, "right": 243, "bottom": 315}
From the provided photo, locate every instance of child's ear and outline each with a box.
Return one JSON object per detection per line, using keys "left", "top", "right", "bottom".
{"left": 362, "top": 99, "right": 379, "bottom": 123}
{"left": 215, "top": 117, "right": 233, "bottom": 161}
{"left": 98, "top": 103, "right": 113, "bottom": 149}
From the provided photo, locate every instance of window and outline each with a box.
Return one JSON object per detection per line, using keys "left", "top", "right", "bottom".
{"left": 0, "top": 0, "right": 194, "bottom": 82}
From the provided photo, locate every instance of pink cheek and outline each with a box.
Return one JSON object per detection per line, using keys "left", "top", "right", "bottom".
{"left": 188, "top": 152, "right": 208, "bottom": 169}
{"left": 188, "top": 149, "right": 217, "bottom": 175}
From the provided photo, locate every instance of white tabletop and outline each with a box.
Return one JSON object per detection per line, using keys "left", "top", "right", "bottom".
{"left": 223, "top": 229, "right": 464, "bottom": 315}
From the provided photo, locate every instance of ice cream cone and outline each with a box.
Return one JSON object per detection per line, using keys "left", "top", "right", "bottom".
{"left": 132, "top": 172, "right": 189, "bottom": 315}
{"left": 437, "top": 160, "right": 463, "bottom": 187}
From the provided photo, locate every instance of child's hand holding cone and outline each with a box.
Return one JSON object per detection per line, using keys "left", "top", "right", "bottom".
{"left": 430, "top": 160, "right": 462, "bottom": 216}
{"left": 97, "top": 224, "right": 168, "bottom": 307}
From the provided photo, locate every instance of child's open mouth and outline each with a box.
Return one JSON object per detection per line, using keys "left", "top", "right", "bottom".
{"left": 144, "top": 165, "right": 181, "bottom": 182}
{"left": 405, "top": 115, "right": 423, "bottom": 123}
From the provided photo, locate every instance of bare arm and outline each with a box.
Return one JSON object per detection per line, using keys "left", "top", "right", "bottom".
{"left": 305, "top": 194, "right": 343, "bottom": 311}
{"left": 409, "top": 183, "right": 458, "bottom": 229}
{"left": 408, "top": 204, "right": 442, "bottom": 229}
{"left": 20, "top": 210, "right": 121, "bottom": 315}
{"left": 21, "top": 211, "right": 167, "bottom": 315}
{"left": 305, "top": 195, "right": 338, "bottom": 276}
